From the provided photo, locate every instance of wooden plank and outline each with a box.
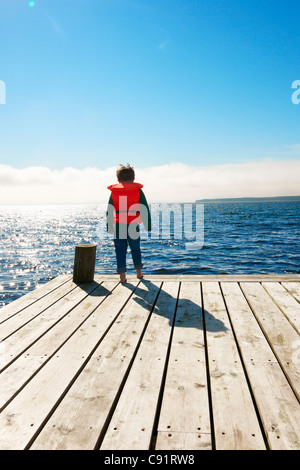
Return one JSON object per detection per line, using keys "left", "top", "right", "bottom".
{"left": 262, "top": 282, "right": 300, "bottom": 334}
{"left": 156, "top": 281, "right": 211, "bottom": 450}
{"left": 244, "top": 362, "right": 300, "bottom": 450}
{"left": 100, "top": 281, "right": 179, "bottom": 450}
{"left": 0, "top": 275, "right": 71, "bottom": 323}
{"left": 96, "top": 274, "right": 300, "bottom": 282}
{"left": 281, "top": 282, "right": 300, "bottom": 303}
{"left": 27, "top": 280, "right": 160, "bottom": 450}
{"left": 202, "top": 282, "right": 266, "bottom": 450}
{"left": 240, "top": 282, "right": 300, "bottom": 401}
{"left": 221, "top": 282, "right": 277, "bottom": 364}
{"left": 0, "top": 275, "right": 299, "bottom": 451}
{"left": 0, "top": 280, "right": 141, "bottom": 450}
{"left": 221, "top": 282, "right": 300, "bottom": 450}
{"left": 0, "top": 278, "right": 77, "bottom": 341}
{"left": 0, "top": 281, "right": 118, "bottom": 411}
{"left": 164, "top": 282, "right": 206, "bottom": 361}
{"left": 0, "top": 281, "right": 100, "bottom": 370}
{"left": 155, "top": 431, "right": 211, "bottom": 451}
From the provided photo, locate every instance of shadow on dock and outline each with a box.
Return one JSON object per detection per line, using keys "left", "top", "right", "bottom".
{"left": 76, "top": 280, "right": 112, "bottom": 297}
{"left": 126, "top": 278, "right": 228, "bottom": 333}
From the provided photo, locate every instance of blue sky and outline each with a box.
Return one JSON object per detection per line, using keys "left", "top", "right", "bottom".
{"left": 0, "top": 0, "right": 300, "bottom": 202}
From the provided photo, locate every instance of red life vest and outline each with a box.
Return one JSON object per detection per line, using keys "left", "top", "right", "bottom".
{"left": 107, "top": 182, "right": 143, "bottom": 224}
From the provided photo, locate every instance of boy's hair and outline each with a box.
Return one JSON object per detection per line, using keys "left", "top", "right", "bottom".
{"left": 116, "top": 164, "right": 135, "bottom": 182}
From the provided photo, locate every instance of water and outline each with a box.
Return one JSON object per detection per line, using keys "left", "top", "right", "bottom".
{"left": 0, "top": 201, "right": 299, "bottom": 307}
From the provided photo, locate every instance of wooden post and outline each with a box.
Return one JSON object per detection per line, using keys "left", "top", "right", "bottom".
{"left": 73, "top": 244, "right": 97, "bottom": 284}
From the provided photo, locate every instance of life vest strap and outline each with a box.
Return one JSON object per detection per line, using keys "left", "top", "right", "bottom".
{"left": 116, "top": 210, "right": 140, "bottom": 214}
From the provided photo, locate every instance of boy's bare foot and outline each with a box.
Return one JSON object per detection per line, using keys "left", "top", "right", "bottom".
{"left": 136, "top": 269, "right": 144, "bottom": 279}
{"left": 120, "top": 272, "right": 127, "bottom": 283}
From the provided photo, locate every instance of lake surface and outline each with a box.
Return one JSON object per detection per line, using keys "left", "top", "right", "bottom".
{"left": 0, "top": 201, "right": 299, "bottom": 306}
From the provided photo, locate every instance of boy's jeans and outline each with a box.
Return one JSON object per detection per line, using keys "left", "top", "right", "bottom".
{"left": 113, "top": 223, "right": 143, "bottom": 273}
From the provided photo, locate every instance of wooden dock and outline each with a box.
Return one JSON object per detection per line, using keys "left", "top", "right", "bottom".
{"left": 0, "top": 274, "right": 299, "bottom": 450}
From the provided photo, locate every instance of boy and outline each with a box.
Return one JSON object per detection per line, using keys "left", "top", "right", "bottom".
{"left": 106, "top": 164, "right": 151, "bottom": 283}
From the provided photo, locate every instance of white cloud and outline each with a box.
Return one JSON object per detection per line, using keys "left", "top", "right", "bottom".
{"left": 0, "top": 159, "right": 299, "bottom": 205}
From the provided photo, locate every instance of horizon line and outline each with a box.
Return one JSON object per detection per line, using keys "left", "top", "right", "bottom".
{"left": 1, "top": 194, "right": 300, "bottom": 207}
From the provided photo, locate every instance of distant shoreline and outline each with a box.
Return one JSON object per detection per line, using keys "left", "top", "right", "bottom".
{"left": 1, "top": 196, "right": 300, "bottom": 207}
{"left": 196, "top": 195, "right": 300, "bottom": 203}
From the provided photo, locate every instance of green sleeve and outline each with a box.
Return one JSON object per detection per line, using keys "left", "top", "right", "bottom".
{"left": 106, "top": 194, "right": 114, "bottom": 232}
{"left": 139, "top": 189, "right": 151, "bottom": 231}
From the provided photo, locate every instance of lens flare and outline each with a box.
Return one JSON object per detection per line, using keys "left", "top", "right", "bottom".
{"left": 28, "top": 1, "right": 35, "bottom": 7}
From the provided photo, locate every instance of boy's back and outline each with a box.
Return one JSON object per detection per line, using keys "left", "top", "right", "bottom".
{"left": 106, "top": 164, "right": 151, "bottom": 283}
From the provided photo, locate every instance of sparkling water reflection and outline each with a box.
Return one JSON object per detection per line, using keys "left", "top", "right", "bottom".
{"left": 0, "top": 201, "right": 299, "bottom": 306}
